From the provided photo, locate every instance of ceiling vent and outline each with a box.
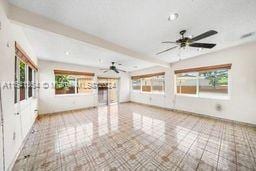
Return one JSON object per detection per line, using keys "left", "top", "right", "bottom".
{"left": 240, "top": 32, "right": 255, "bottom": 39}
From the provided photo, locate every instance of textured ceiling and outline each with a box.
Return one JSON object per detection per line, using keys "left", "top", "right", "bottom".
{"left": 8, "top": 0, "right": 256, "bottom": 65}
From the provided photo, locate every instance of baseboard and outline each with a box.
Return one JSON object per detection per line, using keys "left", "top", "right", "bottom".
{"left": 39, "top": 101, "right": 130, "bottom": 116}
{"left": 38, "top": 106, "right": 97, "bottom": 116}
{"left": 129, "top": 101, "right": 256, "bottom": 128}
{"left": 38, "top": 101, "right": 256, "bottom": 128}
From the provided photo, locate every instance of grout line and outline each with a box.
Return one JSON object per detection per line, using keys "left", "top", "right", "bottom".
{"left": 195, "top": 119, "right": 218, "bottom": 170}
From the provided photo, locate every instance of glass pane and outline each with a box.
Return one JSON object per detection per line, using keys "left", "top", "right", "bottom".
{"left": 55, "top": 75, "right": 76, "bottom": 94}
{"left": 28, "top": 67, "right": 33, "bottom": 97}
{"left": 109, "top": 79, "right": 118, "bottom": 103}
{"left": 199, "top": 69, "right": 228, "bottom": 97}
{"left": 176, "top": 72, "right": 197, "bottom": 94}
{"left": 33, "top": 70, "right": 37, "bottom": 97}
{"left": 19, "top": 61, "right": 26, "bottom": 101}
{"left": 151, "top": 75, "right": 164, "bottom": 93}
{"left": 77, "top": 77, "right": 93, "bottom": 93}
{"left": 141, "top": 78, "right": 151, "bottom": 92}
{"left": 132, "top": 79, "right": 141, "bottom": 91}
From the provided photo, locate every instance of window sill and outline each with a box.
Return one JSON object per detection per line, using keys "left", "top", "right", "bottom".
{"left": 132, "top": 91, "right": 165, "bottom": 95}
{"left": 175, "top": 94, "right": 230, "bottom": 100}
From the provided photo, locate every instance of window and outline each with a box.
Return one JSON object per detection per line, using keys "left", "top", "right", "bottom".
{"left": 33, "top": 70, "right": 38, "bottom": 97}
{"left": 77, "top": 77, "right": 94, "bottom": 94}
{"left": 132, "top": 79, "right": 141, "bottom": 91}
{"left": 54, "top": 70, "right": 94, "bottom": 95}
{"left": 151, "top": 75, "right": 165, "bottom": 93}
{"left": 55, "top": 75, "right": 76, "bottom": 94}
{"left": 19, "top": 60, "right": 26, "bottom": 101}
{"left": 131, "top": 72, "right": 165, "bottom": 93}
{"left": 198, "top": 69, "right": 228, "bottom": 97}
{"left": 15, "top": 42, "right": 39, "bottom": 103}
{"left": 175, "top": 64, "right": 231, "bottom": 98}
{"left": 176, "top": 72, "right": 197, "bottom": 95}
{"left": 28, "top": 66, "right": 33, "bottom": 98}
{"left": 141, "top": 78, "right": 151, "bottom": 92}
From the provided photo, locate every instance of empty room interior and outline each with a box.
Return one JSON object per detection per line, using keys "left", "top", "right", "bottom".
{"left": 0, "top": 0, "right": 256, "bottom": 170}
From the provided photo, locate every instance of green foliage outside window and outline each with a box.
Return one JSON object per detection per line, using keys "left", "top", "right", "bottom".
{"left": 200, "top": 70, "right": 228, "bottom": 88}
{"left": 19, "top": 61, "right": 26, "bottom": 87}
{"left": 55, "top": 75, "right": 73, "bottom": 89}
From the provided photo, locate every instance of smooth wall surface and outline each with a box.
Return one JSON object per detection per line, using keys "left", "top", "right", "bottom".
{"left": 39, "top": 60, "right": 130, "bottom": 114}
{"left": 0, "top": 0, "right": 38, "bottom": 170}
{"left": 130, "top": 42, "right": 256, "bottom": 125}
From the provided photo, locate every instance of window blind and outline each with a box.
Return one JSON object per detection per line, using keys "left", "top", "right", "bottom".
{"left": 15, "top": 42, "right": 38, "bottom": 71}
{"left": 54, "top": 70, "right": 95, "bottom": 76}
{"left": 174, "top": 64, "right": 232, "bottom": 74}
{"left": 131, "top": 72, "right": 165, "bottom": 79}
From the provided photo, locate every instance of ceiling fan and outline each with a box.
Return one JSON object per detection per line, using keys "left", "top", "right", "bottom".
{"left": 100, "top": 62, "right": 126, "bottom": 73}
{"left": 156, "top": 30, "right": 218, "bottom": 55}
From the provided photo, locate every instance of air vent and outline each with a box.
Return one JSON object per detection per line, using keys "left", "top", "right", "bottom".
{"left": 241, "top": 32, "right": 255, "bottom": 39}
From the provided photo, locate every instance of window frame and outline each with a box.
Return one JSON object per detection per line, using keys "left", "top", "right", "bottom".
{"left": 19, "top": 58, "right": 27, "bottom": 102}
{"left": 14, "top": 56, "right": 38, "bottom": 103}
{"left": 28, "top": 66, "right": 33, "bottom": 98}
{"left": 54, "top": 72, "right": 94, "bottom": 96}
{"left": 15, "top": 42, "right": 39, "bottom": 104}
{"left": 131, "top": 73, "right": 165, "bottom": 94}
{"left": 131, "top": 79, "right": 141, "bottom": 92}
{"left": 175, "top": 65, "right": 231, "bottom": 100}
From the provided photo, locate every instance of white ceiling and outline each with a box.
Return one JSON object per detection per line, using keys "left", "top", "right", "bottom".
{"left": 21, "top": 25, "right": 154, "bottom": 71}
{"left": 8, "top": 0, "right": 256, "bottom": 66}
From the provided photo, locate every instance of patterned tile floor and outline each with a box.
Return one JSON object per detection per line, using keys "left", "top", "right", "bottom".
{"left": 13, "top": 103, "right": 256, "bottom": 171}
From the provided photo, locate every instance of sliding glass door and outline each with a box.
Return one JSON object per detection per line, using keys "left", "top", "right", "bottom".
{"left": 97, "top": 78, "right": 119, "bottom": 105}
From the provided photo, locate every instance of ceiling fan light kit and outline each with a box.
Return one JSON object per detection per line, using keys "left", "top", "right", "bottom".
{"left": 157, "top": 30, "right": 218, "bottom": 55}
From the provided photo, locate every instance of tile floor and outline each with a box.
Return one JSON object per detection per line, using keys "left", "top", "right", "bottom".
{"left": 13, "top": 103, "right": 256, "bottom": 171}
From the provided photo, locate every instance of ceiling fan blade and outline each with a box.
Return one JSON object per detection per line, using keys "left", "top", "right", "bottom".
{"left": 103, "top": 70, "right": 109, "bottom": 73}
{"left": 189, "top": 43, "right": 216, "bottom": 49}
{"left": 191, "top": 30, "right": 218, "bottom": 42}
{"left": 113, "top": 68, "right": 119, "bottom": 73}
{"left": 161, "top": 41, "right": 177, "bottom": 44}
{"left": 118, "top": 69, "right": 126, "bottom": 73}
{"left": 156, "top": 46, "right": 178, "bottom": 55}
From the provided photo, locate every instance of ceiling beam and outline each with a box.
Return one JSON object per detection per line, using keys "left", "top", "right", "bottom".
{"left": 7, "top": 4, "right": 170, "bottom": 67}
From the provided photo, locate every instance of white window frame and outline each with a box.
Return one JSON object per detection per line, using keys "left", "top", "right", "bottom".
{"left": 175, "top": 69, "right": 230, "bottom": 100}
{"left": 54, "top": 74, "right": 94, "bottom": 96}
{"left": 131, "top": 75, "right": 165, "bottom": 94}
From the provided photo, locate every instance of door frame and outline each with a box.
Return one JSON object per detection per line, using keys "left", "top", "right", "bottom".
{"left": 97, "top": 77, "right": 120, "bottom": 106}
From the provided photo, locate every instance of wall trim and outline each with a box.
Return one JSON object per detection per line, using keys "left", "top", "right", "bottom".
{"left": 38, "top": 100, "right": 256, "bottom": 127}
{"left": 38, "top": 106, "right": 97, "bottom": 116}
{"left": 129, "top": 101, "right": 256, "bottom": 128}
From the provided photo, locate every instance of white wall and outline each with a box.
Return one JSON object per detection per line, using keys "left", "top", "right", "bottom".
{"left": 0, "top": 0, "right": 38, "bottom": 170}
{"left": 130, "top": 42, "right": 256, "bottom": 125}
{"left": 39, "top": 60, "right": 130, "bottom": 114}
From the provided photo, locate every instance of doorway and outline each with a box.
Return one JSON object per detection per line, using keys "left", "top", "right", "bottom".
{"left": 97, "top": 77, "right": 119, "bottom": 106}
